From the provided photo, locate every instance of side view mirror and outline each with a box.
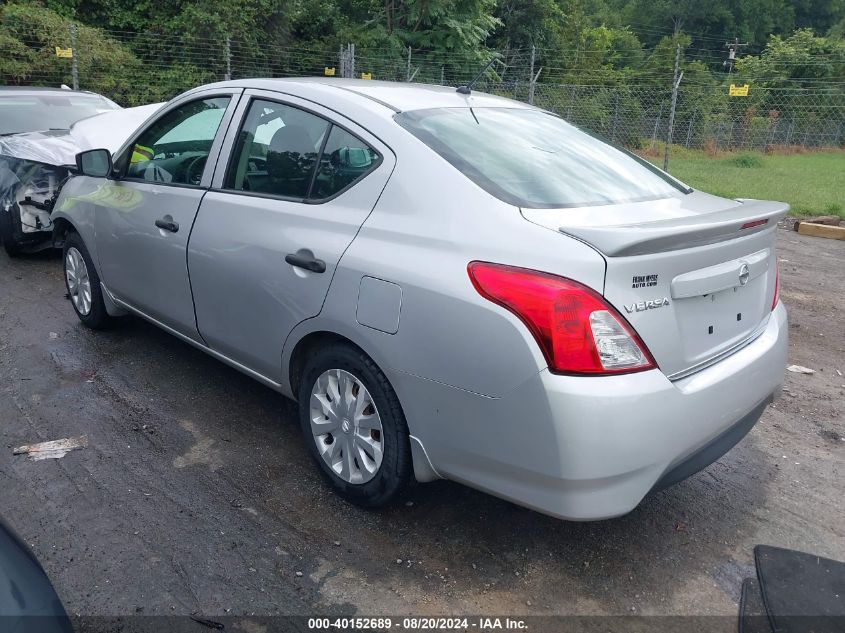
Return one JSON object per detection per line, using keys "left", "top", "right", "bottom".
{"left": 336, "top": 146, "right": 373, "bottom": 170}
{"left": 75, "top": 148, "right": 113, "bottom": 178}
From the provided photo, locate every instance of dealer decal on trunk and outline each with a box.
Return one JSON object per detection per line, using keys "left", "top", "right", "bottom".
{"left": 632, "top": 274, "right": 659, "bottom": 288}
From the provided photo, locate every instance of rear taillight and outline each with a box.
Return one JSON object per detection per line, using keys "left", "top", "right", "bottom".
{"left": 772, "top": 259, "right": 780, "bottom": 310}
{"left": 468, "top": 262, "right": 656, "bottom": 375}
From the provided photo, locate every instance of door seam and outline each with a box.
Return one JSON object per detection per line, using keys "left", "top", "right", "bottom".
{"left": 185, "top": 91, "right": 246, "bottom": 348}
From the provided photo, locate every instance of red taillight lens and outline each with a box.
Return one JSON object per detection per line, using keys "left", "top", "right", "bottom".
{"left": 772, "top": 259, "right": 780, "bottom": 310}
{"left": 468, "top": 262, "right": 656, "bottom": 375}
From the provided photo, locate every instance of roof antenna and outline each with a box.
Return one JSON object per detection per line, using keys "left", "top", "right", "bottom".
{"left": 456, "top": 56, "right": 500, "bottom": 95}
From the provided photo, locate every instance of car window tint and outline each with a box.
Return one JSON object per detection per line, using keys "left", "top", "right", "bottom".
{"left": 310, "top": 126, "right": 380, "bottom": 200}
{"left": 125, "top": 97, "right": 230, "bottom": 186}
{"left": 396, "top": 107, "right": 688, "bottom": 209}
{"left": 225, "top": 99, "right": 329, "bottom": 199}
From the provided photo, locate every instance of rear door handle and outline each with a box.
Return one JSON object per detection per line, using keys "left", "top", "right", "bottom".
{"left": 155, "top": 218, "right": 179, "bottom": 233}
{"left": 285, "top": 249, "right": 326, "bottom": 273}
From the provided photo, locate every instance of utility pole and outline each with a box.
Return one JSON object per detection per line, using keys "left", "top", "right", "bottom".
{"left": 663, "top": 42, "right": 683, "bottom": 172}
{"left": 340, "top": 44, "right": 356, "bottom": 79}
{"left": 406, "top": 46, "right": 412, "bottom": 81}
{"left": 224, "top": 36, "right": 232, "bottom": 81}
{"left": 528, "top": 45, "right": 535, "bottom": 105}
{"left": 69, "top": 23, "right": 79, "bottom": 91}
{"left": 724, "top": 37, "right": 748, "bottom": 74}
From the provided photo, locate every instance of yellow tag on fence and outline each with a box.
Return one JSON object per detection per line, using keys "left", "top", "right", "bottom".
{"left": 361, "top": 72, "right": 372, "bottom": 80}
{"left": 324, "top": 67, "right": 336, "bottom": 76}
{"left": 55, "top": 47, "right": 74, "bottom": 58}
{"left": 729, "top": 83, "right": 750, "bottom": 97}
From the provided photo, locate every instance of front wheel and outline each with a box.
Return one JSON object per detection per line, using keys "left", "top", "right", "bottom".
{"left": 63, "top": 232, "right": 115, "bottom": 330}
{"left": 298, "top": 344, "right": 412, "bottom": 507}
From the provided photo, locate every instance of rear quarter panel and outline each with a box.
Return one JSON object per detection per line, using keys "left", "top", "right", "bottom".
{"left": 283, "top": 136, "right": 607, "bottom": 400}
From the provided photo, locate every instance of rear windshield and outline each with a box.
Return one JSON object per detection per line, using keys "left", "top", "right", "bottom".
{"left": 395, "top": 107, "right": 689, "bottom": 209}
{"left": 0, "top": 94, "right": 119, "bottom": 135}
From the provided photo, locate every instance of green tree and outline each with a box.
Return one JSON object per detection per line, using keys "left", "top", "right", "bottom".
{"left": 0, "top": 3, "right": 142, "bottom": 103}
{"left": 735, "top": 28, "right": 845, "bottom": 88}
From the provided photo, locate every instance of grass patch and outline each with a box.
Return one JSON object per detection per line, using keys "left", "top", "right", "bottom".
{"left": 645, "top": 149, "right": 845, "bottom": 218}
{"left": 725, "top": 154, "right": 764, "bottom": 168}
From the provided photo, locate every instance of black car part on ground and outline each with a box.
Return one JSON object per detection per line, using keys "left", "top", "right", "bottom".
{"left": 740, "top": 545, "right": 845, "bottom": 633}
{"left": 0, "top": 517, "right": 72, "bottom": 633}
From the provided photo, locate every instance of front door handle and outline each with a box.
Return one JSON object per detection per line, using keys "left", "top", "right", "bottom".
{"left": 285, "top": 249, "right": 326, "bottom": 273}
{"left": 155, "top": 218, "right": 179, "bottom": 233}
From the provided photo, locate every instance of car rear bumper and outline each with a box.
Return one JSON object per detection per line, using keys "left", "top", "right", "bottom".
{"left": 397, "top": 302, "right": 787, "bottom": 521}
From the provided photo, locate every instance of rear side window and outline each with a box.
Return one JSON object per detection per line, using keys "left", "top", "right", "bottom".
{"left": 225, "top": 99, "right": 329, "bottom": 198}
{"left": 396, "top": 107, "right": 689, "bottom": 209}
{"left": 225, "top": 98, "right": 381, "bottom": 201}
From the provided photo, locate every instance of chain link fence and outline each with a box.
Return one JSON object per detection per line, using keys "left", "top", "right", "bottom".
{"left": 3, "top": 26, "right": 844, "bottom": 155}
{"left": 526, "top": 83, "right": 845, "bottom": 152}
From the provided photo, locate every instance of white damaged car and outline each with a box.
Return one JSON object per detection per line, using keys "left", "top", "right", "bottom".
{"left": 0, "top": 99, "right": 162, "bottom": 256}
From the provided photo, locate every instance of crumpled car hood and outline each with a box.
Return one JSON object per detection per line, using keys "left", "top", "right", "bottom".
{"left": 0, "top": 131, "right": 80, "bottom": 166}
{"left": 0, "top": 102, "right": 164, "bottom": 166}
{"left": 0, "top": 102, "right": 163, "bottom": 246}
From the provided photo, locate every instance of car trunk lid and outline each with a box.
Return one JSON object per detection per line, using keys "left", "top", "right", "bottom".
{"left": 522, "top": 192, "right": 788, "bottom": 379}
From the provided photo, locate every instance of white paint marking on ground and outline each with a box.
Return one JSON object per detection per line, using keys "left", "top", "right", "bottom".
{"left": 13, "top": 435, "right": 88, "bottom": 460}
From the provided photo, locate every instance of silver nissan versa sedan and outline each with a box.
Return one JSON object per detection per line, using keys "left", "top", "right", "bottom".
{"left": 52, "top": 79, "right": 788, "bottom": 521}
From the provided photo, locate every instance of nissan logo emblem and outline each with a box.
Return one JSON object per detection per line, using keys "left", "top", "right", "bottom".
{"left": 738, "top": 263, "right": 750, "bottom": 286}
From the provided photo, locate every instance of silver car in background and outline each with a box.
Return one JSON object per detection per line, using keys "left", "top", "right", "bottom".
{"left": 53, "top": 79, "right": 787, "bottom": 521}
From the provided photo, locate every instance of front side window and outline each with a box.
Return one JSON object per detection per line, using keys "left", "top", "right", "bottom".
{"left": 124, "top": 97, "right": 230, "bottom": 186}
{"left": 225, "top": 99, "right": 381, "bottom": 201}
{"left": 396, "top": 107, "right": 690, "bottom": 209}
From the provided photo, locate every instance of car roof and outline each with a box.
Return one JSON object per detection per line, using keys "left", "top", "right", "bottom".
{"left": 0, "top": 86, "right": 110, "bottom": 98}
{"left": 199, "top": 78, "right": 533, "bottom": 116}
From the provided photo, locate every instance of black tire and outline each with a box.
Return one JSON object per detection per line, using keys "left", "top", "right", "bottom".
{"left": 0, "top": 209, "right": 24, "bottom": 258}
{"left": 2, "top": 238, "right": 23, "bottom": 258}
{"left": 62, "top": 231, "right": 114, "bottom": 330}
{"left": 298, "top": 343, "right": 412, "bottom": 507}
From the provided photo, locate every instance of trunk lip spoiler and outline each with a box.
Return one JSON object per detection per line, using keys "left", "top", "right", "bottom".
{"left": 556, "top": 199, "right": 790, "bottom": 257}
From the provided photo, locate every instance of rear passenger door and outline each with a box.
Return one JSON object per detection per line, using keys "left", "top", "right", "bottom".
{"left": 187, "top": 90, "right": 395, "bottom": 382}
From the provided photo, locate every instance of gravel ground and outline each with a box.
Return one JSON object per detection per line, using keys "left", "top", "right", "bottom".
{"left": 0, "top": 228, "right": 842, "bottom": 625}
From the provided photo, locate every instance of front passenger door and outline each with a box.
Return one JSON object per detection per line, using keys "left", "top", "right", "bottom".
{"left": 94, "top": 91, "right": 240, "bottom": 341}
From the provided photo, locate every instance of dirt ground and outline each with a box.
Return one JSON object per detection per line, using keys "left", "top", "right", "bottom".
{"left": 0, "top": 228, "right": 842, "bottom": 626}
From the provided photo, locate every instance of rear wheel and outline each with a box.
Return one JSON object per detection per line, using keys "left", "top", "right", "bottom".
{"left": 298, "top": 343, "right": 411, "bottom": 507}
{"left": 63, "top": 232, "right": 114, "bottom": 330}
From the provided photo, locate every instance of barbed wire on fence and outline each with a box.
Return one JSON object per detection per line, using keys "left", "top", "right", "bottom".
{"left": 2, "top": 26, "right": 844, "bottom": 157}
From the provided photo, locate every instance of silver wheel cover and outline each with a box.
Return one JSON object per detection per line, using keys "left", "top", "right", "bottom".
{"left": 65, "top": 247, "right": 92, "bottom": 316}
{"left": 309, "top": 369, "right": 384, "bottom": 484}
